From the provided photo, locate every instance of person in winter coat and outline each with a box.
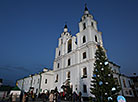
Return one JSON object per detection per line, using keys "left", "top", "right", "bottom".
{"left": 22, "top": 94, "right": 26, "bottom": 102}
{"left": 12, "top": 94, "right": 17, "bottom": 102}
{"left": 49, "top": 91, "right": 54, "bottom": 102}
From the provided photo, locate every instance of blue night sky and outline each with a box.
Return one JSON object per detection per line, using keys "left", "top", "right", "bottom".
{"left": 0, "top": 0, "right": 138, "bottom": 86}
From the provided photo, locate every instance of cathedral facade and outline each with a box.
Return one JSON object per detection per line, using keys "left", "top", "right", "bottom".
{"left": 17, "top": 5, "right": 134, "bottom": 98}
{"left": 53, "top": 6, "right": 103, "bottom": 97}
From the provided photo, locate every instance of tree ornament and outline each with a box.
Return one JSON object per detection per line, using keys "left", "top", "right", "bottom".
{"left": 104, "top": 61, "right": 109, "bottom": 65}
{"left": 93, "top": 74, "right": 96, "bottom": 77}
{"left": 100, "top": 62, "right": 102, "bottom": 65}
{"left": 108, "top": 97, "right": 112, "bottom": 101}
{"left": 101, "top": 68, "right": 104, "bottom": 71}
{"left": 105, "top": 93, "right": 107, "bottom": 95}
{"left": 99, "top": 81, "right": 103, "bottom": 85}
{"left": 105, "top": 82, "right": 108, "bottom": 84}
{"left": 108, "top": 74, "right": 111, "bottom": 76}
{"left": 111, "top": 87, "right": 116, "bottom": 91}
{"left": 97, "top": 75, "right": 100, "bottom": 77}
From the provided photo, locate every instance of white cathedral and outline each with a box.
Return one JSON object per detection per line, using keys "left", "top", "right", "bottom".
{"left": 17, "top": 5, "right": 134, "bottom": 98}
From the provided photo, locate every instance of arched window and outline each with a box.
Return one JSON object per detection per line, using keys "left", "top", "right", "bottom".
{"left": 68, "top": 39, "right": 72, "bottom": 53}
{"left": 58, "top": 51, "right": 60, "bottom": 56}
{"left": 57, "top": 63, "right": 60, "bottom": 68}
{"left": 83, "top": 23, "right": 86, "bottom": 30}
{"left": 83, "top": 68, "right": 87, "bottom": 78}
{"left": 83, "top": 84, "right": 87, "bottom": 93}
{"left": 67, "top": 71, "right": 70, "bottom": 79}
{"left": 45, "top": 79, "right": 47, "bottom": 84}
{"left": 55, "top": 74, "right": 58, "bottom": 83}
{"left": 83, "top": 52, "right": 86, "bottom": 59}
{"left": 68, "top": 58, "right": 71, "bottom": 66}
{"left": 128, "top": 80, "right": 131, "bottom": 87}
{"left": 95, "top": 35, "right": 98, "bottom": 42}
{"left": 123, "top": 79, "right": 126, "bottom": 87}
{"left": 129, "top": 90, "right": 132, "bottom": 95}
{"left": 83, "top": 36, "right": 86, "bottom": 43}
{"left": 91, "top": 22, "right": 93, "bottom": 27}
{"left": 125, "top": 91, "right": 128, "bottom": 95}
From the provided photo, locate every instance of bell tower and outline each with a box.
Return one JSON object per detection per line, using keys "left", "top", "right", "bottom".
{"left": 77, "top": 4, "right": 103, "bottom": 47}
{"left": 79, "top": 4, "right": 98, "bottom": 32}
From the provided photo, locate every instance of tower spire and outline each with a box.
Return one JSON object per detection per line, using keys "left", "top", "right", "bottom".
{"left": 85, "top": 3, "right": 88, "bottom": 11}
{"left": 64, "top": 22, "right": 68, "bottom": 32}
{"left": 84, "top": 3, "right": 89, "bottom": 14}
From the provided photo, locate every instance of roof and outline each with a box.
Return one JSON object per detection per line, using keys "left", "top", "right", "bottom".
{"left": 11, "top": 86, "right": 20, "bottom": 90}
{"left": 109, "top": 61, "right": 120, "bottom": 68}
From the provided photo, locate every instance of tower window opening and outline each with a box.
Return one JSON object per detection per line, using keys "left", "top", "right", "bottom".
{"left": 83, "top": 52, "right": 86, "bottom": 59}
{"left": 95, "top": 35, "right": 98, "bottom": 42}
{"left": 55, "top": 74, "right": 58, "bottom": 83}
{"left": 83, "top": 68, "right": 87, "bottom": 78}
{"left": 83, "top": 23, "right": 86, "bottom": 30}
{"left": 68, "top": 39, "right": 72, "bottom": 53}
{"left": 83, "top": 36, "right": 86, "bottom": 43}
{"left": 91, "top": 22, "right": 93, "bottom": 27}
{"left": 59, "top": 51, "right": 60, "bottom": 56}
{"left": 57, "top": 63, "right": 60, "bottom": 68}
{"left": 45, "top": 79, "right": 47, "bottom": 84}
{"left": 68, "top": 58, "right": 71, "bottom": 66}
{"left": 83, "top": 84, "right": 87, "bottom": 93}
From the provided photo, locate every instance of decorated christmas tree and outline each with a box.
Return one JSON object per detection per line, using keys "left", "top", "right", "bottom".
{"left": 90, "top": 45, "right": 120, "bottom": 102}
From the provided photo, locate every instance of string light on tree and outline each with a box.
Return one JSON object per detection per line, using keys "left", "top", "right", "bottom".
{"left": 105, "top": 82, "right": 108, "bottom": 85}
{"left": 104, "top": 61, "right": 109, "bottom": 65}
{"left": 93, "top": 74, "right": 96, "bottom": 77}
{"left": 101, "top": 68, "right": 104, "bottom": 71}
{"left": 111, "top": 87, "right": 116, "bottom": 91}
{"left": 99, "top": 81, "right": 103, "bottom": 85}
{"left": 108, "top": 74, "right": 111, "bottom": 76}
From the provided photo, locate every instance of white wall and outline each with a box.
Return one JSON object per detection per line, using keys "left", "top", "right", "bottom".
{"left": 53, "top": 10, "right": 101, "bottom": 97}
{"left": 120, "top": 75, "right": 134, "bottom": 97}
{"left": 31, "top": 74, "right": 40, "bottom": 94}
{"left": 41, "top": 71, "right": 54, "bottom": 92}
{"left": 23, "top": 77, "right": 32, "bottom": 92}
{"left": 17, "top": 79, "right": 23, "bottom": 90}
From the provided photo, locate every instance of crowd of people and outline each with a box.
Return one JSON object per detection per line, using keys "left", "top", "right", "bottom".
{"left": 8, "top": 89, "right": 82, "bottom": 102}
